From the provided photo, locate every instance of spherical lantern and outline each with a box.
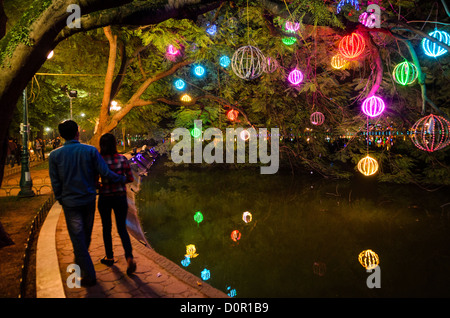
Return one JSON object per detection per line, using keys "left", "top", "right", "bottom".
{"left": 336, "top": 0, "right": 360, "bottom": 14}
{"left": 361, "top": 95, "right": 385, "bottom": 117}
{"left": 358, "top": 12, "right": 376, "bottom": 28}
{"left": 310, "top": 112, "right": 325, "bottom": 126}
{"left": 180, "top": 94, "right": 192, "bottom": 103}
{"left": 357, "top": 155, "right": 379, "bottom": 176}
{"left": 193, "top": 65, "right": 206, "bottom": 77}
{"left": 358, "top": 249, "right": 379, "bottom": 270}
{"left": 410, "top": 114, "right": 450, "bottom": 152}
{"left": 313, "top": 261, "right": 327, "bottom": 277}
{"left": 181, "top": 256, "right": 191, "bottom": 267}
{"left": 285, "top": 21, "right": 300, "bottom": 33}
{"left": 393, "top": 61, "right": 418, "bottom": 86}
{"left": 185, "top": 244, "right": 198, "bottom": 258}
{"left": 422, "top": 29, "right": 450, "bottom": 58}
{"left": 231, "top": 45, "right": 265, "bottom": 80}
{"left": 264, "top": 56, "right": 278, "bottom": 73}
{"left": 220, "top": 55, "right": 231, "bottom": 68}
{"left": 227, "top": 109, "right": 239, "bottom": 121}
{"left": 288, "top": 69, "right": 304, "bottom": 85}
{"left": 167, "top": 44, "right": 179, "bottom": 55}
{"left": 242, "top": 211, "right": 252, "bottom": 223}
{"left": 190, "top": 126, "right": 201, "bottom": 138}
{"left": 231, "top": 230, "right": 241, "bottom": 242}
{"left": 240, "top": 130, "right": 250, "bottom": 141}
{"left": 331, "top": 54, "right": 348, "bottom": 70}
{"left": 338, "top": 32, "right": 365, "bottom": 59}
{"left": 193, "top": 211, "right": 203, "bottom": 225}
{"left": 174, "top": 79, "right": 186, "bottom": 90}
{"left": 201, "top": 268, "right": 211, "bottom": 281}
{"left": 282, "top": 37, "right": 297, "bottom": 46}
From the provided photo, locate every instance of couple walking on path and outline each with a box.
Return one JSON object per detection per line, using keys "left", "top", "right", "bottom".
{"left": 48, "top": 120, "right": 136, "bottom": 287}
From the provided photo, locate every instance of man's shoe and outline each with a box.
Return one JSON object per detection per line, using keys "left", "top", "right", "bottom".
{"left": 126, "top": 257, "right": 136, "bottom": 275}
{"left": 100, "top": 256, "right": 115, "bottom": 266}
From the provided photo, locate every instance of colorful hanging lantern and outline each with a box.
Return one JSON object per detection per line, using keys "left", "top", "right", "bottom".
{"left": 312, "top": 262, "right": 327, "bottom": 277}
{"left": 240, "top": 130, "right": 250, "bottom": 141}
{"left": 285, "top": 21, "right": 300, "bottom": 33}
{"left": 242, "top": 211, "right": 252, "bottom": 223}
{"left": 288, "top": 69, "right": 304, "bottom": 85}
{"left": 422, "top": 29, "right": 450, "bottom": 58}
{"left": 282, "top": 37, "right": 297, "bottom": 46}
{"left": 194, "top": 65, "right": 206, "bottom": 77}
{"left": 410, "top": 114, "right": 450, "bottom": 152}
{"left": 358, "top": 11, "right": 376, "bottom": 28}
{"left": 310, "top": 112, "right": 325, "bottom": 126}
{"left": 331, "top": 54, "right": 348, "bottom": 69}
{"left": 358, "top": 249, "right": 379, "bottom": 270}
{"left": 392, "top": 61, "right": 418, "bottom": 86}
{"left": 338, "top": 32, "right": 365, "bottom": 59}
{"left": 264, "top": 56, "right": 278, "bottom": 73}
{"left": 206, "top": 23, "right": 217, "bottom": 36}
{"left": 190, "top": 126, "right": 201, "bottom": 138}
{"left": 194, "top": 211, "right": 203, "bottom": 224}
{"left": 167, "top": 44, "right": 179, "bottom": 55}
{"left": 227, "top": 109, "right": 239, "bottom": 121}
{"left": 231, "top": 45, "right": 265, "bottom": 80}
{"left": 180, "top": 94, "right": 192, "bottom": 103}
{"left": 220, "top": 55, "right": 231, "bottom": 68}
{"left": 231, "top": 230, "right": 241, "bottom": 242}
{"left": 181, "top": 256, "right": 191, "bottom": 267}
{"left": 361, "top": 95, "right": 385, "bottom": 117}
{"left": 357, "top": 155, "right": 378, "bottom": 176}
{"left": 227, "top": 286, "right": 237, "bottom": 298}
{"left": 185, "top": 244, "right": 198, "bottom": 258}
{"left": 174, "top": 79, "right": 186, "bottom": 90}
{"left": 201, "top": 268, "right": 211, "bottom": 281}
{"left": 336, "top": 0, "right": 360, "bottom": 14}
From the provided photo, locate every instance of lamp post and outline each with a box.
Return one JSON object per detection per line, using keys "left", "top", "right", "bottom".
{"left": 67, "top": 90, "right": 77, "bottom": 120}
{"left": 18, "top": 88, "right": 35, "bottom": 198}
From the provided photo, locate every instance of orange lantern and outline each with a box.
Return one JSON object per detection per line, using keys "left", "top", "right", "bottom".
{"left": 338, "top": 32, "right": 365, "bottom": 59}
{"left": 331, "top": 54, "right": 348, "bottom": 69}
{"left": 357, "top": 155, "right": 378, "bottom": 176}
{"left": 231, "top": 230, "right": 241, "bottom": 242}
{"left": 227, "top": 109, "right": 239, "bottom": 121}
{"left": 358, "top": 249, "right": 379, "bottom": 270}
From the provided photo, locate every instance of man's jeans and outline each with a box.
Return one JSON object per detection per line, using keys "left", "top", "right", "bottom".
{"left": 62, "top": 200, "right": 96, "bottom": 281}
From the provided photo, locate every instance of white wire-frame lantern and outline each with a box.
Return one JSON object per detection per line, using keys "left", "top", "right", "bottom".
{"left": 231, "top": 45, "right": 266, "bottom": 80}
{"left": 263, "top": 56, "right": 278, "bottom": 73}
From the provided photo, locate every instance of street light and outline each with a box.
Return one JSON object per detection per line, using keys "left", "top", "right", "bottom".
{"left": 67, "top": 89, "right": 77, "bottom": 120}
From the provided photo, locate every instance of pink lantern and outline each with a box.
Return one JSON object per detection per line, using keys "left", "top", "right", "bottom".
{"left": 361, "top": 95, "right": 385, "bottom": 117}
{"left": 285, "top": 21, "right": 300, "bottom": 33}
{"left": 310, "top": 112, "right": 325, "bottom": 125}
{"left": 167, "top": 45, "right": 179, "bottom": 55}
{"left": 410, "top": 114, "right": 450, "bottom": 152}
{"left": 288, "top": 69, "right": 304, "bottom": 85}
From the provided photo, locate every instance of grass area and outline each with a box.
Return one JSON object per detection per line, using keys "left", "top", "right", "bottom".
{"left": 0, "top": 194, "right": 52, "bottom": 298}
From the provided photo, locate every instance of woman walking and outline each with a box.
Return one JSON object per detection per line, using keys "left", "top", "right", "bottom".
{"left": 98, "top": 133, "right": 136, "bottom": 275}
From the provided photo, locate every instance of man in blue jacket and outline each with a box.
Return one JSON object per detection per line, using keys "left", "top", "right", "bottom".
{"left": 49, "top": 120, "right": 126, "bottom": 287}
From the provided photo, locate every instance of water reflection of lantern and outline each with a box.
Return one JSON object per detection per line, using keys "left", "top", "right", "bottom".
{"left": 185, "top": 244, "right": 198, "bottom": 258}
{"left": 357, "top": 155, "right": 378, "bottom": 176}
{"left": 194, "top": 211, "right": 203, "bottom": 225}
{"left": 231, "top": 230, "right": 241, "bottom": 242}
{"left": 313, "top": 262, "right": 327, "bottom": 277}
{"left": 227, "top": 109, "right": 239, "bottom": 121}
{"left": 201, "top": 268, "right": 211, "bottom": 281}
{"left": 339, "top": 32, "right": 365, "bottom": 59}
{"left": 242, "top": 211, "right": 252, "bottom": 223}
{"left": 310, "top": 112, "right": 325, "bottom": 126}
{"left": 181, "top": 256, "right": 190, "bottom": 267}
{"left": 410, "top": 114, "right": 450, "bottom": 152}
{"left": 358, "top": 249, "right": 379, "bottom": 270}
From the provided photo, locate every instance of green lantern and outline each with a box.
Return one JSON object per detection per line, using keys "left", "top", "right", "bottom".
{"left": 392, "top": 61, "right": 418, "bottom": 86}
{"left": 194, "top": 211, "right": 203, "bottom": 225}
{"left": 282, "top": 37, "right": 297, "bottom": 46}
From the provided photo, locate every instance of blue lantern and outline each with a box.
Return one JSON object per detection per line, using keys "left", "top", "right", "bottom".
{"left": 227, "top": 286, "right": 237, "bottom": 298}
{"left": 181, "top": 256, "right": 190, "bottom": 267}
{"left": 201, "top": 268, "right": 211, "bottom": 281}
{"left": 422, "top": 29, "right": 450, "bottom": 57}
{"left": 194, "top": 65, "right": 206, "bottom": 77}
{"left": 220, "top": 55, "right": 231, "bottom": 68}
{"left": 206, "top": 24, "right": 217, "bottom": 36}
{"left": 174, "top": 79, "right": 186, "bottom": 90}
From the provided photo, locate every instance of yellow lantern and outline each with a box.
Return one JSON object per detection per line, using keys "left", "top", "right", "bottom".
{"left": 185, "top": 244, "right": 198, "bottom": 258}
{"left": 357, "top": 155, "right": 378, "bottom": 176}
{"left": 181, "top": 94, "right": 192, "bottom": 103}
{"left": 331, "top": 54, "right": 348, "bottom": 70}
{"left": 358, "top": 249, "right": 379, "bottom": 270}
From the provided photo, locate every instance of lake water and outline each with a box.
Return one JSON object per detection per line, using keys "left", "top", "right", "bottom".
{"left": 136, "top": 162, "right": 450, "bottom": 298}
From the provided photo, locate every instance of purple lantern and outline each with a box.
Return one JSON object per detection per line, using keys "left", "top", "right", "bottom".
{"left": 361, "top": 95, "right": 385, "bottom": 117}
{"left": 288, "top": 69, "right": 304, "bottom": 85}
